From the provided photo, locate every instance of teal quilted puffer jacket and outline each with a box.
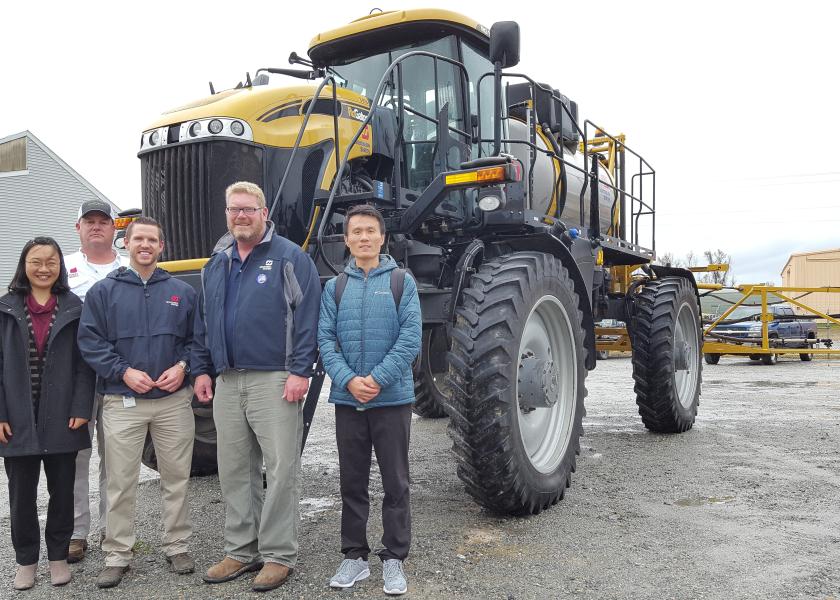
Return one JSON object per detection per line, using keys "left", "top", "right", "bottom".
{"left": 318, "top": 255, "right": 421, "bottom": 408}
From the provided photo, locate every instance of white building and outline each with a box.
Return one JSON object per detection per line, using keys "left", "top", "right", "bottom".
{"left": 0, "top": 131, "right": 120, "bottom": 286}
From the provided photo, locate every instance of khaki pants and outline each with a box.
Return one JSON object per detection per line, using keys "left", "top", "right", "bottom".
{"left": 214, "top": 370, "right": 303, "bottom": 567}
{"left": 101, "top": 387, "right": 195, "bottom": 567}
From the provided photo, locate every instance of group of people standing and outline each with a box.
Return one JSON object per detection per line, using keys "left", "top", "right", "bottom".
{"left": 0, "top": 181, "right": 422, "bottom": 595}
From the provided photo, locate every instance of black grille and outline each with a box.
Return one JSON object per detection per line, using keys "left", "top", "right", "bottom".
{"left": 140, "top": 141, "right": 263, "bottom": 261}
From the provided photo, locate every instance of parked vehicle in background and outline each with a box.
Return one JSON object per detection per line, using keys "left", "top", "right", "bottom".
{"left": 704, "top": 304, "right": 818, "bottom": 365}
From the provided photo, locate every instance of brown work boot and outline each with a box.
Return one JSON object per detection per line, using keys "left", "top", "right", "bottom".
{"left": 166, "top": 552, "right": 195, "bottom": 574}
{"left": 96, "top": 565, "right": 129, "bottom": 589}
{"left": 67, "top": 538, "right": 88, "bottom": 564}
{"left": 202, "top": 557, "right": 263, "bottom": 584}
{"left": 253, "top": 562, "right": 292, "bottom": 592}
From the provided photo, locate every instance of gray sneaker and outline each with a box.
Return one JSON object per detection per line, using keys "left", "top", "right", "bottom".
{"left": 382, "top": 559, "right": 407, "bottom": 595}
{"left": 330, "top": 557, "right": 370, "bottom": 589}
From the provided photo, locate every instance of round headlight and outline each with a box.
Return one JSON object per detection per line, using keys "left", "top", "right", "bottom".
{"left": 189, "top": 122, "right": 202, "bottom": 137}
{"left": 478, "top": 194, "right": 502, "bottom": 212}
{"left": 149, "top": 130, "right": 160, "bottom": 146}
{"left": 208, "top": 119, "right": 223, "bottom": 134}
{"left": 230, "top": 121, "right": 245, "bottom": 136}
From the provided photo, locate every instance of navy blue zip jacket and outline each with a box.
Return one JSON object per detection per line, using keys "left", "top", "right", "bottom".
{"left": 77, "top": 267, "right": 198, "bottom": 399}
{"left": 318, "top": 255, "right": 421, "bottom": 408}
{"left": 191, "top": 222, "right": 321, "bottom": 378}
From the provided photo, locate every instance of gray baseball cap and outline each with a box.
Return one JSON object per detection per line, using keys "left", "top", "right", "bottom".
{"left": 78, "top": 199, "right": 116, "bottom": 220}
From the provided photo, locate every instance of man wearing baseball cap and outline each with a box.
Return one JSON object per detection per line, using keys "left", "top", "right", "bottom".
{"left": 64, "top": 199, "right": 128, "bottom": 563}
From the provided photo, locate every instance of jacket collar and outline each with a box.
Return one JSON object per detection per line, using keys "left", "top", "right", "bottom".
{"left": 107, "top": 266, "right": 171, "bottom": 285}
{"left": 213, "top": 221, "right": 277, "bottom": 259}
{"left": 0, "top": 292, "right": 83, "bottom": 340}
{"left": 345, "top": 254, "right": 397, "bottom": 279}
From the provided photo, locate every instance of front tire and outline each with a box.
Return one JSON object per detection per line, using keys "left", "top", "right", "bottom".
{"left": 447, "top": 252, "right": 587, "bottom": 515}
{"left": 704, "top": 353, "right": 720, "bottom": 365}
{"left": 631, "top": 276, "right": 702, "bottom": 433}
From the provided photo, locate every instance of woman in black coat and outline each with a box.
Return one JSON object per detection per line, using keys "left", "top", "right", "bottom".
{"left": 0, "top": 237, "right": 95, "bottom": 590}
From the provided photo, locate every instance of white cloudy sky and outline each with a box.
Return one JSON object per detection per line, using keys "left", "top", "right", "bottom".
{"left": 3, "top": 1, "right": 838, "bottom": 285}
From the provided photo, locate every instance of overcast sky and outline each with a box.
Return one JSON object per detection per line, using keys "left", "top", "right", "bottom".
{"left": 3, "top": 1, "right": 838, "bottom": 285}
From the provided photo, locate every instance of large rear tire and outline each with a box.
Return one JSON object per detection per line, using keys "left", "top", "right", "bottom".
{"left": 631, "top": 276, "right": 702, "bottom": 433}
{"left": 412, "top": 327, "right": 450, "bottom": 419}
{"left": 447, "top": 252, "right": 587, "bottom": 515}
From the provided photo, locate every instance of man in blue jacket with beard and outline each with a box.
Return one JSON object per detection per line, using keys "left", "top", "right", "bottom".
{"left": 192, "top": 181, "right": 321, "bottom": 592}
{"left": 77, "top": 217, "right": 199, "bottom": 588}
{"left": 318, "top": 204, "right": 421, "bottom": 596}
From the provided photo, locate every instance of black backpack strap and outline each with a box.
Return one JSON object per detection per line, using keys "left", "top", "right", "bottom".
{"left": 334, "top": 272, "right": 349, "bottom": 307}
{"left": 336, "top": 269, "right": 405, "bottom": 308}
{"left": 390, "top": 268, "right": 406, "bottom": 309}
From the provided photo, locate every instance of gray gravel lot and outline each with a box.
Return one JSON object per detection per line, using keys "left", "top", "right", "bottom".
{"left": 2, "top": 355, "right": 839, "bottom": 599}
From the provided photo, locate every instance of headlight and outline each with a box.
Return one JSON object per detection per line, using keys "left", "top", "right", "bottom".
{"left": 150, "top": 130, "right": 160, "bottom": 145}
{"left": 208, "top": 119, "right": 224, "bottom": 134}
{"left": 477, "top": 187, "right": 506, "bottom": 212}
{"left": 230, "top": 121, "right": 245, "bottom": 136}
{"left": 189, "top": 122, "right": 202, "bottom": 137}
{"left": 478, "top": 194, "right": 503, "bottom": 211}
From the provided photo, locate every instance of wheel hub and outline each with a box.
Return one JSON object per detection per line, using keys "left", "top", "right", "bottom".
{"left": 674, "top": 340, "right": 691, "bottom": 371}
{"left": 518, "top": 351, "right": 559, "bottom": 410}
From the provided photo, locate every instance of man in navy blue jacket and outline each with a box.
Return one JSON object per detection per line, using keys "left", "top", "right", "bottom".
{"left": 77, "top": 217, "right": 199, "bottom": 588}
{"left": 192, "top": 181, "right": 320, "bottom": 592}
{"left": 318, "top": 204, "right": 421, "bottom": 596}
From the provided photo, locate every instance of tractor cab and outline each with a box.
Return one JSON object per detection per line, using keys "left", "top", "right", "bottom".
{"left": 309, "top": 9, "right": 497, "bottom": 189}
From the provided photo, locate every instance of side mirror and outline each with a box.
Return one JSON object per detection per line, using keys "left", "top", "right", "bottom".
{"left": 489, "top": 21, "right": 520, "bottom": 68}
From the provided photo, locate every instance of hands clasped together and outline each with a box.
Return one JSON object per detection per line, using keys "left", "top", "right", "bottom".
{"left": 347, "top": 375, "right": 381, "bottom": 403}
{"left": 123, "top": 364, "right": 185, "bottom": 395}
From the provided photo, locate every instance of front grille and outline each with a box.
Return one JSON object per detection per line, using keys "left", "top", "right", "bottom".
{"left": 141, "top": 143, "right": 213, "bottom": 261}
{"left": 140, "top": 141, "right": 263, "bottom": 261}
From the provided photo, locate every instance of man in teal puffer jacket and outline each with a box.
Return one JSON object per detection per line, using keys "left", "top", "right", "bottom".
{"left": 318, "top": 204, "right": 421, "bottom": 596}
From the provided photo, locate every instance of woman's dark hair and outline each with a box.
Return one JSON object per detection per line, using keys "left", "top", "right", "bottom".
{"left": 8, "top": 236, "right": 70, "bottom": 295}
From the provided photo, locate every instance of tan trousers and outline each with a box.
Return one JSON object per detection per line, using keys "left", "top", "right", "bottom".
{"left": 214, "top": 370, "right": 303, "bottom": 567}
{"left": 101, "top": 386, "right": 195, "bottom": 567}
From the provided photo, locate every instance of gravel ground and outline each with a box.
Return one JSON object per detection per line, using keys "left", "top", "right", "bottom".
{"left": 1, "top": 354, "right": 839, "bottom": 599}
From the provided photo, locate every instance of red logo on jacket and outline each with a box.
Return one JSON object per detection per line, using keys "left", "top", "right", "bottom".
{"left": 166, "top": 295, "right": 181, "bottom": 307}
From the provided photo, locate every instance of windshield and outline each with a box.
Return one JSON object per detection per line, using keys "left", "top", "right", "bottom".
{"left": 332, "top": 35, "right": 472, "bottom": 190}
{"left": 331, "top": 54, "right": 391, "bottom": 99}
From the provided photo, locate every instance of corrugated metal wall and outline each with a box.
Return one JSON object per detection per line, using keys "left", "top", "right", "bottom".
{"left": 0, "top": 136, "right": 109, "bottom": 287}
{"left": 782, "top": 250, "right": 840, "bottom": 316}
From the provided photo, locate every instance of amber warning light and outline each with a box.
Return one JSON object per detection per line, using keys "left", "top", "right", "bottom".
{"left": 445, "top": 161, "right": 522, "bottom": 187}
{"left": 114, "top": 217, "right": 137, "bottom": 230}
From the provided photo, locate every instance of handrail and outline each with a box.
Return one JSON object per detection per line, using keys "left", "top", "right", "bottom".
{"left": 315, "top": 50, "right": 472, "bottom": 272}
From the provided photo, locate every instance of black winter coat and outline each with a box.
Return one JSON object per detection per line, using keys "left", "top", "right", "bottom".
{"left": 0, "top": 292, "right": 94, "bottom": 457}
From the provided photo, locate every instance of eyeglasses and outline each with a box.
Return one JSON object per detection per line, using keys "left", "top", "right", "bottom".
{"left": 225, "top": 207, "right": 262, "bottom": 216}
{"left": 26, "top": 260, "right": 60, "bottom": 270}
